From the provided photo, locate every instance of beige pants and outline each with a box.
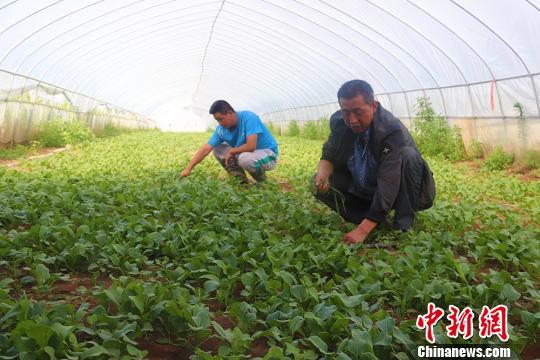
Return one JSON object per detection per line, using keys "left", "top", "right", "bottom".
{"left": 213, "top": 143, "right": 277, "bottom": 174}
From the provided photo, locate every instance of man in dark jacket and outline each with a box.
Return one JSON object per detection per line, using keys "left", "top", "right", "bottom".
{"left": 314, "top": 80, "right": 435, "bottom": 245}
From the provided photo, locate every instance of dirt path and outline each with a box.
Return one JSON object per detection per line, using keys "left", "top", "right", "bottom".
{"left": 0, "top": 146, "right": 69, "bottom": 169}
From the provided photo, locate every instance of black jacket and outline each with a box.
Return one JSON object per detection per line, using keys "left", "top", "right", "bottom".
{"left": 321, "top": 103, "right": 435, "bottom": 222}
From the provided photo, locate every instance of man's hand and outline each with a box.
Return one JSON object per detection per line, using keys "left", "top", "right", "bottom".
{"left": 181, "top": 144, "right": 213, "bottom": 178}
{"left": 180, "top": 168, "right": 191, "bottom": 178}
{"left": 314, "top": 160, "right": 333, "bottom": 193}
{"left": 314, "top": 173, "right": 330, "bottom": 193}
{"left": 224, "top": 135, "right": 256, "bottom": 166}
{"left": 343, "top": 218, "right": 378, "bottom": 245}
{"left": 224, "top": 150, "right": 234, "bottom": 166}
{"left": 343, "top": 227, "right": 369, "bottom": 245}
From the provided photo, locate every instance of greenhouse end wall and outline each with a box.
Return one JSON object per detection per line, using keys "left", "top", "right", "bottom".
{"left": 261, "top": 75, "right": 540, "bottom": 155}
{"left": 262, "top": 113, "right": 540, "bottom": 156}
{"left": 0, "top": 70, "right": 156, "bottom": 145}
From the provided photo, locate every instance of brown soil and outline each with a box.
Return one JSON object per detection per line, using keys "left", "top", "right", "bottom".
{"left": 457, "top": 159, "right": 540, "bottom": 182}
{"left": 0, "top": 159, "right": 18, "bottom": 167}
{"left": 471, "top": 221, "right": 482, "bottom": 230}
{"left": 2, "top": 222, "right": 32, "bottom": 231}
{"left": 12, "top": 274, "right": 112, "bottom": 313}
{"left": 380, "top": 303, "right": 418, "bottom": 325}
{"left": 250, "top": 337, "right": 270, "bottom": 357}
{"left": 137, "top": 334, "right": 193, "bottom": 360}
{"left": 213, "top": 314, "right": 236, "bottom": 329}
{"left": 199, "top": 336, "right": 223, "bottom": 353}
{"left": 509, "top": 163, "right": 531, "bottom": 174}
{"left": 517, "top": 172, "right": 540, "bottom": 182}
{"left": 138, "top": 332, "right": 270, "bottom": 359}
{"left": 3, "top": 267, "right": 273, "bottom": 358}
{"left": 515, "top": 298, "right": 538, "bottom": 313}
{"left": 472, "top": 258, "right": 509, "bottom": 285}
{"left": 508, "top": 163, "right": 540, "bottom": 181}
{"left": 455, "top": 160, "right": 481, "bottom": 170}
{"left": 278, "top": 180, "right": 294, "bottom": 192}
{"left": 134, "top": 311, "right": 244, "bottom": 358}
{"left": 232, "top": 282, "right": 245, "bottom": 298}
{"left": 522, "top": 333, "right": 540, "bottom": 360}
{"left": 205, "top": 299, "right": 225, "bottom": 312}
{"left": 475, "top": 265, "right": 492, "bottom": 278}
{"left": 199, "top": 336, "right": 270, "bottom": 358}
{"left": 54, "top": 274, "right": 112, "bottom": 293}
{"left": 199, "top": 312, "right": 241, "bottom": 354}
{"left": 29, "top": 146, "right": 70, "bottom": 159}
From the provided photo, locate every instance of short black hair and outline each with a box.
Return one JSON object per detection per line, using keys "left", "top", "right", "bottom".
{"left": 337, "top": 80, "right": 375, "bottom": 104}
{"left": 209, "top": 100, "right": 235, "bottom": 115}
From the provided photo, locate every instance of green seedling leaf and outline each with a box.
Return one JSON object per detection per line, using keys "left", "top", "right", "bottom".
{"left": 307, "top": 336, "right": 329, "bottom": 354}
{"left": 81, "top": 344, "right": 110, "bottom": 358}
{"left": 263, "top": 347, "right": 285, "bottom": 360}
{"left": 203, "top": 280, "right": 219, "bottom": 293}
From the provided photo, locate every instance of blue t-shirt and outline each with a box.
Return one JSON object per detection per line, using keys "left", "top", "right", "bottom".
{"left": 208, "top": 111, "right": 278, "bottom": 155}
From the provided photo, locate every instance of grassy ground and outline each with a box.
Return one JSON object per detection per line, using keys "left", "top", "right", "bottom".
{"left": 0, "top": 144, "right": 37, "bottom": 160}
{"left": 0, "top": 131, "right": 538, "bottom": 359}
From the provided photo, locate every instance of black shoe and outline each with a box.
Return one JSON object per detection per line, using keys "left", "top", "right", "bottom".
{"left": 225, "top": 164, "right": 249, "bottom": 183}
{"left": 373, "top": 216, "right": 393, "bottom": 231}
{"left": 251, "top": 169, "right": 267, "bottom": 183}
{"left": 392, "top": 215, "right": 413, "bottom": 231}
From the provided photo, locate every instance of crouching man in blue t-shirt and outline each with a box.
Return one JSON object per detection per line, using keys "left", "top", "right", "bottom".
{"left": 180, "top": 100, "right": 279, "bottom": 183}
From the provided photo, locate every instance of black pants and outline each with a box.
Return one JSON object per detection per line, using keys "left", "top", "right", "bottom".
{"left": 315, "top": 147, "right": 424, "bottom": 230}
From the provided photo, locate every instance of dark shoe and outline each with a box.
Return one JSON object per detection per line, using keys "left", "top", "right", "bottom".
{"left": 250, "top": 168, "right": 267, "bottom": 183}
{"left": 229, "top": 168, "right": 249, "bottom": 183}
{"left": 378, "top": 216, "right": 393, "bottom": 230}
{"left": 221, "top": 157, "right": 249, "bottom": 183}
{"left": 392, "top": 215, "right": 414, "bottom": 231}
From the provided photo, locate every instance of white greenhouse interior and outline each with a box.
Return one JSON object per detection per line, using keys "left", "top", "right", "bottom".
{"left": 0, "top": 0, "right": 539, "bottom": 151}
{"left": 1, "top": 3, "right": 539, "bottom": 359}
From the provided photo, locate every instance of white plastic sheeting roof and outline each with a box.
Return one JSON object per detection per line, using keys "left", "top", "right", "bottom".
{"left": 0, "top": 0, "right": 539, "bottom": 129}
